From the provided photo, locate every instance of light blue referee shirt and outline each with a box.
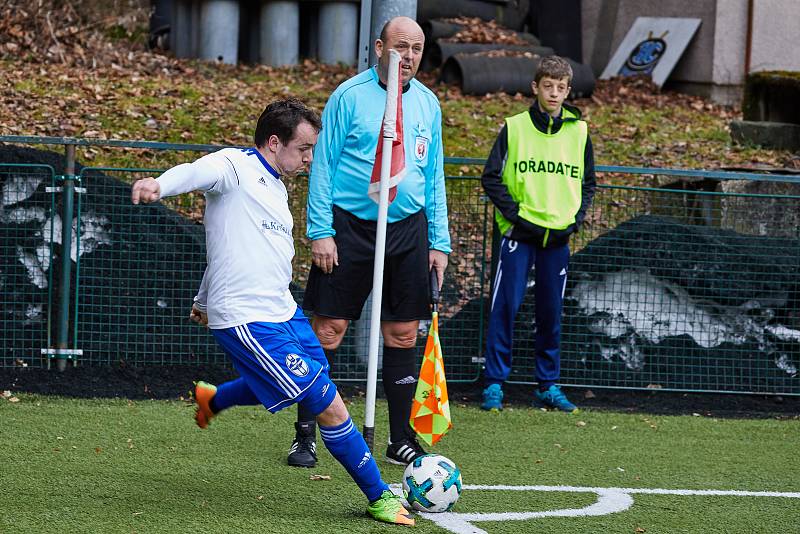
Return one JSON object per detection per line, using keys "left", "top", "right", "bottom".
{"left": 307, "top": 66, "right": 451, "bottom": 253}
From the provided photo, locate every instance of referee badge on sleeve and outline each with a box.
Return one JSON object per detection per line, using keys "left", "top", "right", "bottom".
{"left": 414, "top": 135, "right": 429, "bottom": 164}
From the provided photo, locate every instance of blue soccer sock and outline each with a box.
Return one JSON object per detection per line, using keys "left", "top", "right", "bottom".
{"left": 320, "top": 417, "right": 388, "bottom": 502}
{"left": 211, "top": 377, "right": 260, "bottom": 413}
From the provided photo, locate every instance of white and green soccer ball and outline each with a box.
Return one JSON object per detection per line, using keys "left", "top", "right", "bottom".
{"left": 402, "top": 453, "right": 462, "bottom": 512}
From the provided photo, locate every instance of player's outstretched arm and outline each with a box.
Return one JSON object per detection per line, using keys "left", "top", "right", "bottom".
{"left": 134, "top": 156, "right": 231, "bottom": 205}
{"left": 131, "top": 178, "right": 161, "bottom": 204}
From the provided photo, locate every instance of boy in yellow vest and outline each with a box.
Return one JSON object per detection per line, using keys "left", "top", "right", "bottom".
{"left": 480, "top": 55, "right": 596, "bottom": 412}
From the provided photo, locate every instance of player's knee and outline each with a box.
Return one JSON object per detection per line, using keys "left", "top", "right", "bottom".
{"left": 387, "top": 334, "right": 417, "bottom": 348}
{"left": 383, "top": 324, "right": 418, "bottom": 348}
{"left": 313, "top": 317, "right": 348, "bottom": 349}
{"left": 317, "top": 392, "right": 349, "bottom": 427}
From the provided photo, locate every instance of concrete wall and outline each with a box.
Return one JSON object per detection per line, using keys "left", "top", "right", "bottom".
{"left": 750, "top": 0, "right": 800, "bottom": 73}
{"left": 581, "top": 0, "right": 613, "bottom": 76}
{"left": 711, "top": 0, "right": 747, "bottom": 86}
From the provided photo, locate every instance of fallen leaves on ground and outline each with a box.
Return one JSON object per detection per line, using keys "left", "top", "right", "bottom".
{"left": 1, "top": 0, "right": 796, "bottom": 249}
{"left": 443, "top": 17, "right": 530, "bottom": 46}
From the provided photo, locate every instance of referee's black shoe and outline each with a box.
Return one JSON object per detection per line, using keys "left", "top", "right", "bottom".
{"left": 385, "top": 434, "right": 426, "bottom": 465}
{"left": 287, "top": 421, "right": 317, "bottom": 468}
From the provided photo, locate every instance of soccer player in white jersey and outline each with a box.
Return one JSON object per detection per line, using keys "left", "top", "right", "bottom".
{"left": 130, "top": 99, "right": 414, "bottom": 526}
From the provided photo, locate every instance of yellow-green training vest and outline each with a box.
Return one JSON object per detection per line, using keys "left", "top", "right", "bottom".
{"left": 497, "top": 108, "right": 587, "bottom": 237}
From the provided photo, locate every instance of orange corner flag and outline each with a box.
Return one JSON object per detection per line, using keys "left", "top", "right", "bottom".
{"left": 410, "top": 311, "right": 452, "bottom": 446}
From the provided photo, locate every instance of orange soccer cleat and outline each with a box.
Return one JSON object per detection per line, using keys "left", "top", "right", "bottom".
{"left": 194, "top": 381, "right": 217, "bottom": 429}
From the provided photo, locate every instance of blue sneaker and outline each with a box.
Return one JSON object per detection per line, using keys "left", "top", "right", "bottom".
{"left": 481, "top": 383, "right": 504, "bottom": 411}
{"left": 533, "top": 385, "right": 578, "bottom": 413}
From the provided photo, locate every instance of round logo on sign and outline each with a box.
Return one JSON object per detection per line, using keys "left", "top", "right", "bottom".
{"left": 285, "top": 353, "right": 309, "bottom": 377}
{"left": 622, "top": 37, "right": 666, "bottom": 74}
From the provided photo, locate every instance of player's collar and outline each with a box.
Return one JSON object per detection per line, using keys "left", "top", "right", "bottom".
{"left": 251, "top": 147, "right": 281, "bottom": 180}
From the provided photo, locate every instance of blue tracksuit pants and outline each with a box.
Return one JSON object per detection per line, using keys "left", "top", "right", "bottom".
{"left": 484, "top": 238, "right": 569, "bottom": 387}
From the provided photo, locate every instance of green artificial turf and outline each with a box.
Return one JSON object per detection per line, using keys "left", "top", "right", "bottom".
{"left": 2, "top": 395, "right": 798, "bottom": 533}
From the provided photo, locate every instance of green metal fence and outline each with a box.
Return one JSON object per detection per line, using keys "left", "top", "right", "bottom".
{"left": 521, "top": 182, "right": 800, "bottom": 394}
{"left": 73, "top": 167, "right": 225, "bottom": 367}
{"left": 0, "top": 164, "right": 56, "bottom": 368}
{"left": 1, "top": 137, "right": 798, "bottom": 395}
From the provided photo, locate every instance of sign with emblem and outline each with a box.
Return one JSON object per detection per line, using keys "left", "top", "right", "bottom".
{"left": 601, "top": 17, "right": 701, "bottom": 87}
{"left": 285, "top": 353, "right": 309, "bottom": 377}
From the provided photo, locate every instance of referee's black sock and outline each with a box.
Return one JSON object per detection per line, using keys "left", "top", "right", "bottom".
{"left": 297, "top": 403, "right": 316, "bottom": 426}
{"left": 381, "top": 346, "right": 418, "bottom": 443}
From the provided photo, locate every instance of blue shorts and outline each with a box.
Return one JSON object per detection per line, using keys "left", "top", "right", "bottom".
{"left": 211, "top": 307, "right": 337, "bottom": 415}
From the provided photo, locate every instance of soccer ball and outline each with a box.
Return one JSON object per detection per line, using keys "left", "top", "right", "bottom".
{"left": 402, "top": 454, "right": 462, "bottom": 512}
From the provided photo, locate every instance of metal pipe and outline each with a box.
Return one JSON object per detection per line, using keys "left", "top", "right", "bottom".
{"left": 72, "top": 172, "right": 82, "bottom": 368}
{"left": 744, "top": 0, "right": 754, "bottom": 78}
{"left": 441, "top": 54, "right": 596, "bottom": 98}
{"left": 199, "top": 0, "right": 239, "bottom": 64}
{"left": 260, "top": 1, "right": 299, "bottom": 66}
{"left": 357, "top": 0, "right": 373, "bottom": 72}
{"left": 171, "top": 0, "right": 193, "bottom": 58}
{"left": 1, "top": 136, "right": 794, "bottom": 184}
{"left": 55, "top": 145, "right": 76, "bottom": 372}
{"left": 369, "top": 0, "right": 417, "bottom": 65}
{"left": 319, "top": 2, "right": 358, "bottom": 66}
{"left": 421, "top": 40, "right": 554, "bottom": 72}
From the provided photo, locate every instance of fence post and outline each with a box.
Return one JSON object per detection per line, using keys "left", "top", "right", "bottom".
{"left": 54, "top": 144, "right": 76, "bottom": 372}
{"left": 476, "top": 197, "right": 492, "bottom": 368}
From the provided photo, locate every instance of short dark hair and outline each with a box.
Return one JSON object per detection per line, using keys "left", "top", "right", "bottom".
{"left": 254, "top": 99, "right": 321, "bottom": 148}
{"left": 535, "top": 55, "right": 573, "bottom": 85}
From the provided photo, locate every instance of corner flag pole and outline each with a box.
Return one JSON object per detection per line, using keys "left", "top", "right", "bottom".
{"left": 363, "top": 49, "right": 401, "bottom": 451}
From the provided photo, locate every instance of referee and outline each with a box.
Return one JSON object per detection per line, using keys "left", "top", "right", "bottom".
{"left": 292, "top": 16, "right": 451, "bottom": 468}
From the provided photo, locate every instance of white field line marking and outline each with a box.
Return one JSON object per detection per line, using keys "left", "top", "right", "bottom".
{"left": 456, "top": 484, "right": 800, "bottom": 498}
{"left": 389, "top": 484, "right": 800, "bottom": 534}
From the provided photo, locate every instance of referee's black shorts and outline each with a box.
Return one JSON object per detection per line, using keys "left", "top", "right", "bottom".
{"left": 303, "top": 205, "right": 430, "bottom": 322}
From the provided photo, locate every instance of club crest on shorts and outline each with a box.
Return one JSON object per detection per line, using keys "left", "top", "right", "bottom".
{"left": 415, "top": 136, "right": 428, "bottom": 163}
{"left": 285, "top": 353, "right": 309, "bottom": 377}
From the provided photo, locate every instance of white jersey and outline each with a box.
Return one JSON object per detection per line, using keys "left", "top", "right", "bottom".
{"left": 157, "top": 147, "right": 297, "bottom": 328}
